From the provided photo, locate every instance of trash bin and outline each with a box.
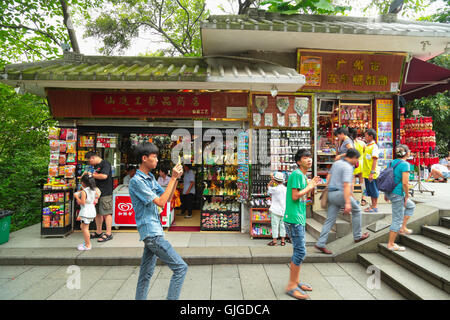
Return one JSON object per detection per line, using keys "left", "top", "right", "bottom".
{"left": 0, "top": 210, "right": 13, "bottom": 245}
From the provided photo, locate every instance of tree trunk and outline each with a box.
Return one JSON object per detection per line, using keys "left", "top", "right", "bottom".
{"left": 60, "top": 0, "right": 80, "bottom": 53}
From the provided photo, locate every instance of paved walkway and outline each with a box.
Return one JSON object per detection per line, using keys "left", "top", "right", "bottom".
{"left": 0, "top": 263, "right": 404, "bottom": 300}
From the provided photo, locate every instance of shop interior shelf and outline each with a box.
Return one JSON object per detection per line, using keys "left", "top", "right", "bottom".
{"left": 251, "top": 234, "right": 272, "bottom": 238}
{"left": 251, "top": 220, "right": 271, "bottom": 223}
{"left": 202, "top": 210, "right": 241, "bottom": 214}
{"left": 202, "top": 194, "right": 238, "bottom": 197}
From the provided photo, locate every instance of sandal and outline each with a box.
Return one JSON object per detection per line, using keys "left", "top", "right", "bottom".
{"left": 267, "top": 241, "right": 277, "bottom": 246}
{"left": 281, "top": 241, "right": 286, "bottom": 246}
{"left": 97, "top": 233, "right": 113, "bottom": 242}
{"left": 360, "top": 199, "right": 367, "bottom": 206}
{"left": 286, "top": 287, "right": 309, "bottom": 300}
{"left": 298, "top": 282, "right": 312, "bottom": 291}
{"left": 90, "top": 232, "right": 104, "bottom": 239}
{"left": 364, "top": 207, "right": 378, "bottom": 213}
{"left": 387, "top": 244, "right": 406, "bottom": 252}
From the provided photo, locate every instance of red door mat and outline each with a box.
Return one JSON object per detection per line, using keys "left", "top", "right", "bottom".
{"left": 168, "top": 226, "right": 201, "bottom": 232}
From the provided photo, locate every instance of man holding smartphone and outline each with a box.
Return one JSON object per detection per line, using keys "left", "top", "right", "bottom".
{"left": 129, "top": 142, "right": 188, "bottom": 300}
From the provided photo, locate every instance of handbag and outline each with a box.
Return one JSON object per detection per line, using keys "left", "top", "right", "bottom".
{"left": 319, "top": 187, "right": 328, "bottom": 209}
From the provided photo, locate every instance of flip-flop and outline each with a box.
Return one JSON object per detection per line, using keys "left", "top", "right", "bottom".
{"left": 360, "top": 199, "right": 368, "bottom": 206}
{"left": 399, "top": 228, "right": 413, "bottom": 235}
{"left": 298, "top": 282, "right": 312, "bottom": 291}
{"left": 267, "top": 241, "right": 277, "bottom": 246}
{"left": 387, "top": 244, "right": 406, "bottom": 251}
{"left": 281, "top": 241, "right": 286, "bottom": 246}
{"left": 286, "top": 287, "right": 309, "bottom": 300}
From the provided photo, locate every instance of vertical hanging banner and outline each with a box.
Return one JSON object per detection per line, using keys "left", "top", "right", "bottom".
{"left": 376, "top": 99, "right": 394, "bottom": 170}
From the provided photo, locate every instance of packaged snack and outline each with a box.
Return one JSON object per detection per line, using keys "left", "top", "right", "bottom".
{"left": 58, "top": 166, "right": 65, "bottom": 176}
{"left": 59, "top": 154, "right": 67, "bottom": 165}
{"left": 59, "top": 141, "right": 67, "bottom": 153}
{"left": 67, "top": 153, "right": 76, "bottom": 163}
{"left": 65, "top": 165, "right": 76, "bottom": 178}
{"left": 67, "top": 129, "right": 78, "bottom": 142}
{"left": 60, "top": 128, "right": 68, "bottom": 140}
{"left": 66, "top": 141, "right": 76, "bottom": 153}
{"left": 50, "top": 140, "right": 60, "bottom": 152}
{"left": 49, "top": 153, "right": 59, "bottom": 165}
{"left": 49, "top": 127, "right": 60, "bottom": 140}
{"left": 48, "top": 165, "right": 58, "bottom": 177}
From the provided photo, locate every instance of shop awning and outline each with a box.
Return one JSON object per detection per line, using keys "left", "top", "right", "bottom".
{"left": 1, "top": 53, "right": 305, "bottom": 97}
{"left": 401, "top": 57, "right": 450, "bottom": 101}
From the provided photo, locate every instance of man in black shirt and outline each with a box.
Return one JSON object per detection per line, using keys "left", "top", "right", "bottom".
{"left": 85, "top": 151, "right": 114, "bottom": 242}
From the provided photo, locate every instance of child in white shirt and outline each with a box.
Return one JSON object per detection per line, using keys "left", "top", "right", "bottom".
{"left": 74, "top": 174, "right": 98, "bottom": 251}
{"left": 267, "top": 172, "right": 287, "bottom": 246}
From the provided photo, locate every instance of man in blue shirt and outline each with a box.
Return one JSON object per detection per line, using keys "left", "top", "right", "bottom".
{"left": 129, "top": 142, "right": 187, "bottom": 300}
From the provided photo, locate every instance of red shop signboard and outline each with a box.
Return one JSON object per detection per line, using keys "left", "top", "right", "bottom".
{"left": 92, "top": 92, "right": 211, "bottom": 118}
{"left": 297, "top": 49, "right": 406, "bottom": 92}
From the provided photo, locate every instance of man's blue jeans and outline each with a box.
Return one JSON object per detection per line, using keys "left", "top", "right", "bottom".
{"left": 316, "top": 190, "right": 363, "bottom": 248}
{"left": 135, "top": 235, "right": 188, "bottom": 300}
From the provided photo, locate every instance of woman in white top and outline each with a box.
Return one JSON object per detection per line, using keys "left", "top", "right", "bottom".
{"left": 74, "top": 174, "right": 98, "bottom": 251}
{"left": 157, "top": 167, "right": 171, "bottom": 190}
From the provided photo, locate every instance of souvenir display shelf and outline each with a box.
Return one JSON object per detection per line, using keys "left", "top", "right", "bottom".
{"left": 250, "top": 208, "right": 272, "bottom": 239}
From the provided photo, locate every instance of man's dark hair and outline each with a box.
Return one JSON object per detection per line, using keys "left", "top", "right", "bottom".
{"left": 366, "top": 129, "right": 377, "bottom": 139}
{"left": 334, "top": 127, "right": 348, "bottom": 136}
{"left": 84, "top": 151, "right": 99, "bottom": 160}
{"left": 159, "top": 166, "right": 169, "bottom": 175}
{"left": 345, "top": 148, "right": 361, "bottom": 159}
{"left": 127, "top": 165, "right": 136, "bottom": 172}
{"left": 295, "top": 148, "right": 312, "bottom": 163}
{"left": 134, "top": 142, "right": 159, "bottom": 164}
{"left": 347, "top": 127, "right": 357, "bottom": 141}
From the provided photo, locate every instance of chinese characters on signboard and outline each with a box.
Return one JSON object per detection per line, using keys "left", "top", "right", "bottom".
{"left": 91, "top": 92, "right": 211, "bottom": 118}
{"left": 297, "top": 50, "right": 405, "bottom": 92}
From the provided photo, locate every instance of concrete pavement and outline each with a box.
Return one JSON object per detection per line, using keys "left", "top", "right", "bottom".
{"left": 0, "top": 263, "right": 405, "bottom": 300}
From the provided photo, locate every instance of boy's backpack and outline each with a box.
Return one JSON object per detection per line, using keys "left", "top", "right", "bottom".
{"left": 377, "top": 160, "right": 404, "bottom": 193}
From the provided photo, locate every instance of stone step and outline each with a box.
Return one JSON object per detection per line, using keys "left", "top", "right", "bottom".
{"left": 338, "top": 211, "right": 386, "bottom": 227}
{"left": 441, "top": 217, "right": 450, "bottom": 228}
{"left": 379, "top": 243, "right": 450, "bottom": 293}
{"left": 306, "top": 218, "right": 336, "bottom": 243}
{"left": 313, "top": 210, "right": 351, "bottom": 238}
{"left": 421, "top": 225, "right": 450, "bottom": 245}
{"left": 399, "top": 234, "right": 450, "bottom": 267}
{"left": 358, "top": 253, "right": 450, "bottom": 300}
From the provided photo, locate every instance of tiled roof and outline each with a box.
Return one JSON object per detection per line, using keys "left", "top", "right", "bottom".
{"left": 201, "top": 9, "right": 450, "bottom": 37}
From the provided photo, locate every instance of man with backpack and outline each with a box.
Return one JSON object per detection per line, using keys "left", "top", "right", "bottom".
{"left": 382, "top": 144, "right": 415, "bottom": 252}
{"left": 315, "top": 148, "right": 370, "bottom": 254}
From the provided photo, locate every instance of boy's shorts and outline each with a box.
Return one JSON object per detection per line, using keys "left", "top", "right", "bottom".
{"left": 364, "top": 178, "right": 379, "bottom": 198}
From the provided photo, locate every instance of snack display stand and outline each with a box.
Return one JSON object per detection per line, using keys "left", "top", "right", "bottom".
{"left": 41, "top": 188, "right": 73, "bottom": 237}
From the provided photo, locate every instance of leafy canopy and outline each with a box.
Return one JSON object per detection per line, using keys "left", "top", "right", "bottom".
{"left": 84, "top": 0, "right": 208, "bottom": 56}
{"left": 260, "top": 0, "right": 351, "bottom": 15}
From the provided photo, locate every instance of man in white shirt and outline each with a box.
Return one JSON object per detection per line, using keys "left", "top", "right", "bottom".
{"left": 179, "top": 164, "right": 195, "bottom": 219}
{"left": 267, "top": 172, "right": 287, "bottom": 246}
{"left": 123, "top": 166, "right": 136, "bottom": 185}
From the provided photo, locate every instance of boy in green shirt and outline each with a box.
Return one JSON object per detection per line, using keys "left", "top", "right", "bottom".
{"left": 284, "top": 149, "right": 321, "bottom": 300}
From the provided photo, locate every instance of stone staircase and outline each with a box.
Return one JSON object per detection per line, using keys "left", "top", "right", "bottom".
{"left": 358, "top": 216, "right": 450, "bottom": 300}
{"left": 306, "top": 208, "right": 387, "bottom": 244}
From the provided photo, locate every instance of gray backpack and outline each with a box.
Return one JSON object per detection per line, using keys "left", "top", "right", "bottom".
{"left": 377, "top": 160, "right": 404, "bottom": 193}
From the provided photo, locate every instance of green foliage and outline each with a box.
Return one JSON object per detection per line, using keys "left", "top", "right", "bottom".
{"left": 0, "top": 0, "right": 101, "bottom": 68}
{"left": 418, "top": 0, "right": 450, "bottom": 23}
{"left": 0, "top": 83, "right": 56, "bottom": 231}
{"left": 260, "top": 0, "right": 351, "bottom": 15}
{"left": 84, "top": 0, "right": 208, "bottom": 56}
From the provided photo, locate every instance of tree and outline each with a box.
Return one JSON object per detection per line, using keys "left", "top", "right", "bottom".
{"left": 0, "top": 83, "right": 56, "bottom": 231}
{"left": 0, "top": 0, "right": 100, "bottom": 67}
{"left": 418, "top": 0, "right": 450, "bottom": 23}
{"left": 84, "top": 0, "right": 208, "bottom": 56}
{"left": 260, "top": 0, "right": 351, "bottom": 15}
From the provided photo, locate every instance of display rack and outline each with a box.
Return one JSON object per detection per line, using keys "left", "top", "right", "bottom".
{"left": 41, "top": 188, "right": 73, "bottom": 237}
{"left": 250, "top": 208, "right": 272, "bottom": 239}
